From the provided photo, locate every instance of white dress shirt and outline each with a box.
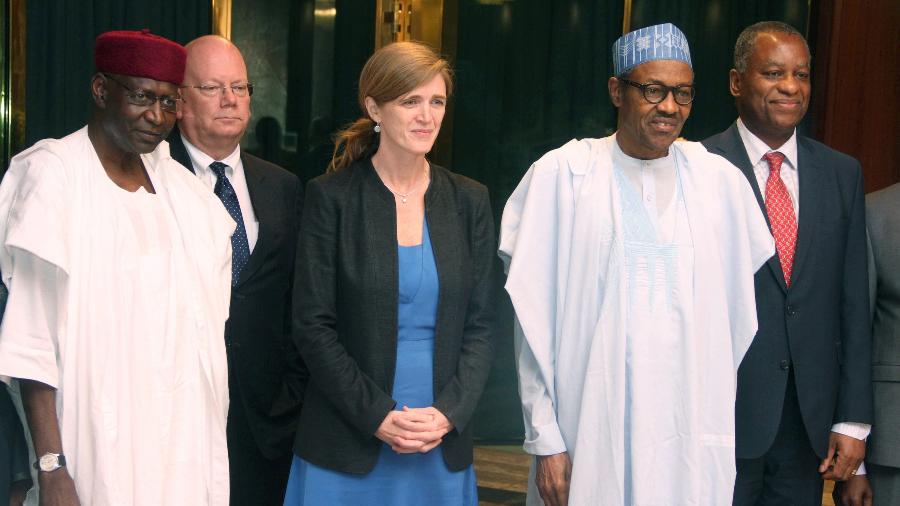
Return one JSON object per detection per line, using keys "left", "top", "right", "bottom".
{"left": 181, "top": 134, "right": 259, "bottom": 252}
{"left": 736, "top": 119, "right": 870, "bottom": 473}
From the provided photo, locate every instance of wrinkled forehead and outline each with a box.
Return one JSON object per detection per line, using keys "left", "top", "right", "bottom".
{"left": 628, "top": 59, "right": 695, "bottom": 85}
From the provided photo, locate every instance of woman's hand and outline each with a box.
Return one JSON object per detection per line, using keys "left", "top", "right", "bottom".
{"left": 375, "top": 406, "right": 454, "bottom": 453}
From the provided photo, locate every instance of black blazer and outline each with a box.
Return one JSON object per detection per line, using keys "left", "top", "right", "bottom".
{"left": 168, "top": 130, "right": 307, "bottom": 459}
{"left": 703, "top": 123, "right": 872, "bottom": 459}
{"left": 292, "top": 158, "right": 496, "bottom": 474}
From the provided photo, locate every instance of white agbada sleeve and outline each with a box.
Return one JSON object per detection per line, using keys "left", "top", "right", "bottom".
{"left": 0, "top": 253, "right": 62, "bottom": 387}
{"left": 0, "top": 145, "right": 71, "bottom": 388}
{"left": 499, "top": 140, "right": 591, "bottom": 456}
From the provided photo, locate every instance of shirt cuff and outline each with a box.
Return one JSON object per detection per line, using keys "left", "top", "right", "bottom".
{"left": 522, "top": 421, "right": 567, "bottom": 456}
{"left": 832, "top": 422, "right": 871, "bottom": 441}
{"left": 856, "top": 461, "right": 867, "bottom": 476}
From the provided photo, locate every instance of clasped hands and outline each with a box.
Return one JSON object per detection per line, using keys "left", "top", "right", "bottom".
{"left": 376, "top": 406, "right": 452, "bottom": 454}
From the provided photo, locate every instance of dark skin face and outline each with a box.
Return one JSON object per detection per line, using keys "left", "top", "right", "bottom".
{"left": 730, "top": 32, "right": 811, "bottom": 149}
{"left": 88, "top": 73, "right": 179, "bottom": 191}
{"left": 92, "top": 73, "right": 178, "bottom": 154}
{"left": 608, "top": 60, "right": 694, "bottom": 159}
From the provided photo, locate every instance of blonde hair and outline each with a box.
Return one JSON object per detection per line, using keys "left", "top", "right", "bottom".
{"left": 329, "top": 41, "right": 453, "bottom": 172}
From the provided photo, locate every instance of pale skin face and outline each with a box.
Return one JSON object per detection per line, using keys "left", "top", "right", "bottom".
{"left": 730, "top": 32, "right": 811, "bottom": 150}
{"left": 178, "top": 36, "right": 251, "bottom": 160}
{"left": 608, "top": 60, "right": 694, "bottom": 160}
{"left": 365, "top": 73, "right": 448, "bottom": 162}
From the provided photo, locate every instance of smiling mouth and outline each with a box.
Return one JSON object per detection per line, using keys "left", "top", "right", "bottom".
{"left": 136, "top": 130, "right": 163, "bottom": 141}
{"left": 649, "top": 119, "right": 678, "bottom": 132}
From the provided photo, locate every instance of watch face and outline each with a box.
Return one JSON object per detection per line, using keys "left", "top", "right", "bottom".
{"left": 39, "top": 453, "right": 59, "bottom": 471}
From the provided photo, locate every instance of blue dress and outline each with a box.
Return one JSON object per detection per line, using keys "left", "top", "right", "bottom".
{"left": 283, "top": 220, "right": 478, "bottom": 505}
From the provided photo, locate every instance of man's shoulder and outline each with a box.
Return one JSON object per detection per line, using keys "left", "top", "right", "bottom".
{"left": 242, "top": 151, "right": 299, "bottom": 185}
{"left": 866, "top": 182, "right": 900, "bottom": 214}
{"left": 700, "top": 124, "right": 739, "bottom": 154}
{"left": 530, "top": 137, "right": 608, "bottom": 177}
{"left": 798, "top": 135, "right": 860, "bottom": 168}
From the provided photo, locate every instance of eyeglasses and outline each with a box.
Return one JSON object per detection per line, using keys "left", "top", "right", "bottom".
{"left": 618, "top": 78, "right": 696, "bottom": 105}
{"left": 181, "top": 83, "right": 254, "bottom": 98}
{"left": 103, "top": 73, "right": 180, "bottom": 113}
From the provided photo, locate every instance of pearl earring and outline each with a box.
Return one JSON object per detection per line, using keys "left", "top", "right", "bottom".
{"left": 374, "top": 123, "right": 381, "bottom": 133}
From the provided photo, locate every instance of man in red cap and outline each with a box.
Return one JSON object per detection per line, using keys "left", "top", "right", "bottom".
{"left": 0, "top": 30, "right": 234, "bottom": 505}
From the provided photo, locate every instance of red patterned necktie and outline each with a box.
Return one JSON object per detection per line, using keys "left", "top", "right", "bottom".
{"left": 763, "top": 151, "right": 797, "bottom": 287}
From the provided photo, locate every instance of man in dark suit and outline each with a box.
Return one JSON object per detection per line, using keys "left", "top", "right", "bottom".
{"left": 169, "top": 35, "right": 305, "bottom": 506}
{"left": 703, "top": 21, "right": 872, "bottom": 505}
{"left": 836, "top": 182, "right": 900, "bottom": 506}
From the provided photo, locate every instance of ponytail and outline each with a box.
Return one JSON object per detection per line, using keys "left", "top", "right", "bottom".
{"left": 329, "top": 117, "right": 379, "bottom": 172}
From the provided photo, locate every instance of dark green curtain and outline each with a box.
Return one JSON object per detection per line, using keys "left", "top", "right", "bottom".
{"left": 629, "top": 0, "right": 809, "bottom": 140}
{"left": 454, "top": 0, "right": 625, "bottom": 442}
{"left": 24, "top": 0, "right": 210, "bottom": 148}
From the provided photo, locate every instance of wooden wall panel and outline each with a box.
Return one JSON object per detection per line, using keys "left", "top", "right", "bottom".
{"left": 812, "top": 0, "right": 900, "bottom": 192}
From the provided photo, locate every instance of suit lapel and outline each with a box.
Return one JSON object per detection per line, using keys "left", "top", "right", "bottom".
{"left": 236, "top": 156, "right": 272, "bottom": 286}
{"left": 167, "top": 126, "right": 196, "bottom": 174}
{"left": 424, "top": 168, "right": 459, "bottom": 363}
{"left": 788, "top": 137, "right": 820, "bottom": 286}
{"left": 709, "top": 124, "right": 787, "bottom": 292}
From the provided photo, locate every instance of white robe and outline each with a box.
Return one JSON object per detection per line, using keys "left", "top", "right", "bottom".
{"left": 499, "top": 134, "right": 774, "bottom": 505}
{"left": 0, "top": 127, "right": 235, "bottom": 506}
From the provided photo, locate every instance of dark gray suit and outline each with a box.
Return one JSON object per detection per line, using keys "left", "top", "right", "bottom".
{"left": 168, "top": 130, "right": 306, "bottom": 506}
{"left": 703, "top": 123, "right": 872, "bottom": 504}
{"left": 865, "top": 182, "right": 900, "bottom": 504}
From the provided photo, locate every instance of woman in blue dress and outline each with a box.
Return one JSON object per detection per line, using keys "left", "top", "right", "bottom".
{"left": 285, "top": 41, "right": 496, "bottom": 505}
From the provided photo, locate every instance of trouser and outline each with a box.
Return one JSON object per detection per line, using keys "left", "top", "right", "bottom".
{"left": 733, "top": 372, "right": 824, "bottom": 506}
{"left": 227, "top": 394, "right": 292, "bottom": 506}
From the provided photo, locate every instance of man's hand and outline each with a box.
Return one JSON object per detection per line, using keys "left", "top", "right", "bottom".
{"left": 535, "top": 452, "right": 572, "bottom": 506}
{"left": 9, "top": 479, "right": 32, "bottom": 506}
{"left": 832, "top": 474, "right": 873, "bottom": 506}
{"left": 819, "top": 432, "right": 866, "bottom": 481}
{"left": 38, "top": 470, "right": 80, "bottom": 506}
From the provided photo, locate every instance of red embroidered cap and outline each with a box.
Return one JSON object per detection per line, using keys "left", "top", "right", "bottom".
{"left": 94, "top": 29, "right": 186, "bottom": 85}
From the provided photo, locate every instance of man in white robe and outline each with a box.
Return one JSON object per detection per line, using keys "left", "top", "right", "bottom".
{"left": 0, "top": 30, "right": 234, "bottom": 506}
{"left": 499, "top": 23, "right": 775, "bottom": 505}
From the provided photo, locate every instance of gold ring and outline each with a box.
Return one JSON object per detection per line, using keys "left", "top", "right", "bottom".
{"left": 851, "top": 468, "right": 858, "bottom": 475}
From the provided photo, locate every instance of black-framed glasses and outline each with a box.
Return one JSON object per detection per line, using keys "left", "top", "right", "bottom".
{"left": 618, "top": 78, "right": 696, "bottom": 105}
{"left": 181, "top": 83, "right": 254, "bottom": 98}
{"left": 103, "top": 73, "right": 180, "bottom": 113}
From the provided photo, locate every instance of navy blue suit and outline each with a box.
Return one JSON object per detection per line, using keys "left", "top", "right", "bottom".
{"left": 703, "top": 124, "right": 872, "bottom": 504}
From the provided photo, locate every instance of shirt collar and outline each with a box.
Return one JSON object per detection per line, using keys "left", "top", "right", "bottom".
{"left": 736, "top": 118, "right": 798, "bottom": 171}
{"left": 180, "top": 133, "right": 242, "bottom": 173}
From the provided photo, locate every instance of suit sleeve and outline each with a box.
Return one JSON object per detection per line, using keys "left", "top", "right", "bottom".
{"left": 292, "top": 179, "right": 396, "bottom": 435}
{"left": 271, "top": 176, "right": 309, "bottom": 419}
{"left": 835, "top": 163, "right": 874, "bottom": 424}
{"left": 432, "top": 187, "right": 497, "bottom": 433}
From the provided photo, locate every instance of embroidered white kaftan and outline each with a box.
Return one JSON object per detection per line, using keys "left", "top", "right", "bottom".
{"left": 499, "top": 134, "right": 774, "bottom": 505}
{"left": 0, "top": 127, "right": 235, "bottom": 506}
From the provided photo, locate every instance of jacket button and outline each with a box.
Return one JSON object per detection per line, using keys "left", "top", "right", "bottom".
{"left": 785, "top": 305, "right": 797, "bottom": 316}
{"left": 780, "top": 360, "right": 790, "bottom": 371}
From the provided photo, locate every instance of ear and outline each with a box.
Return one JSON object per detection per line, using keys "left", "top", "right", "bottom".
{"left": 608, "top": 76, "right": 623, "bottom": 108}
{"left": 91, "top": 73, "right": 109, "bottom": 108}
{"left": 729, "top": 68, "right": 741, "bottom": 98}
{"left": 364, "top": 96, "right": 380, "bottom": 123}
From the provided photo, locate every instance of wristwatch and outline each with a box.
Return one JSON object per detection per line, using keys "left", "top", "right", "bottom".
{"left": 33, "top": 452, "right": 66, "bottom": 472}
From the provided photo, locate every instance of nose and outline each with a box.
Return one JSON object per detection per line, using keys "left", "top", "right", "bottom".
{"left": 143, "top": 100, "right": 164, "bottom": 126}
{"left": 220, "top": 86, "right": 238, "bottom": 106}
{"left": 656, "top": 89, "right": 679, "bottom": 114}
{"left": 417, "top": 102, "right": 432, "bottom": 123}
{"left": 777, "top": 75, "right": 800, "bottom": 95}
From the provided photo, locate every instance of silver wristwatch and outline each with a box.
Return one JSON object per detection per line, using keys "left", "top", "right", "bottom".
{"left": 34, "top": 452, "right": 66, "bottom": 472}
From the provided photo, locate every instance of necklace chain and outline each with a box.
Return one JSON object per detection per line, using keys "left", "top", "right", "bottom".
{"left": 378, "top": 164, "right": 429, "bottom": 204}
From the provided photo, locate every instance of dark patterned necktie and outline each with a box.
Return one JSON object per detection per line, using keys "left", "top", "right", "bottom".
{"left": 763, "top": 151, "right": 797, "bottom": 287}
{"left": 209, "top": 161, "right": 250, "bottom": 286}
